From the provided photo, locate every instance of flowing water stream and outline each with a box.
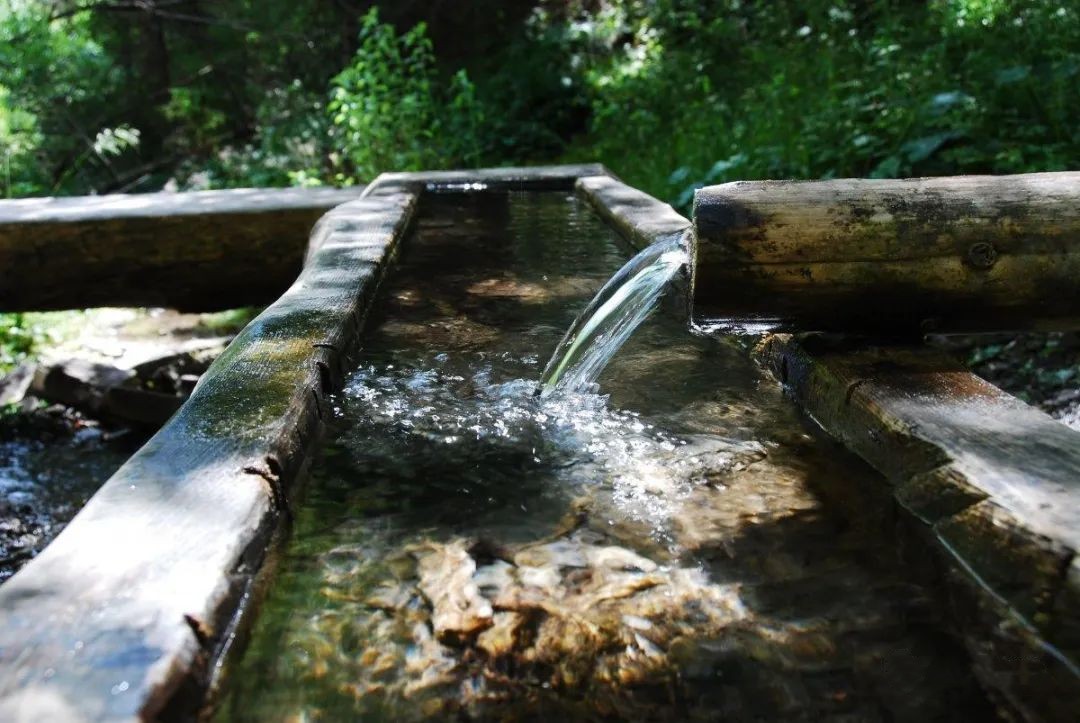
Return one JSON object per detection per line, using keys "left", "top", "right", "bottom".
{"left": 214, "top": 191, "right": 993, "bottom": 721}
{"left": 538, "top": 233, "right": 688, "bottom": 395}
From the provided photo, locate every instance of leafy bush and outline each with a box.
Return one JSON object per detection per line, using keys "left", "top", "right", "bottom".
{"left": 328, "top": 9, "right": 491, "bottom": 181}
{"left": 0, "top": 314, "right": 36, "bottom": 373}
{"left": 555, "top": 0, "right": 1080, "bottom": 209}
{"left": 1, "top": 1, "right": 1077, "bottom": 204}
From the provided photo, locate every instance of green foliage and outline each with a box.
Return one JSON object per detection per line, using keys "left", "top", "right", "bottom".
{"left": 195, "top": 307, "right": 262, "bottom": 335}
{"left": 555, "top": 0, "right": 1080, "bottom": 209}
{"left": 0, "top": 0, "right": 1078, "bottom": 207}
{"left": 0, "top": 1, "right": 125, "bottom": 196}
{"left": 0, "top": 313, "right": 38, "bottom": 372}
{"left": 328, "top": 9, "right": 490, "bottom": 181}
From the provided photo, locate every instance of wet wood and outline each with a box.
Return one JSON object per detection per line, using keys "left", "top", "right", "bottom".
{"left": 575, "top": 175, "right": 690, "bottom": 251}
{"left": 0, "top": 187, "right": 360, "bottom": 312}
{"left": 575, "top": 175, "right": 692, "bottom": 314}
{"left": 756, "top": 334, "right": 1080, "bottom": 719}
{"left": 0, "top": 189, "right": 418, "bottom": 722}
{"left": 694, "top": 173, "right": 1080, "bottom": 332}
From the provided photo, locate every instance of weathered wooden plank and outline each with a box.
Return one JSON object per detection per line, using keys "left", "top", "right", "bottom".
{"left": 575, "top": 175, "right": 690, "bottom": 251}
{"left": 374, "top": 163, "right": 610, "bottom": 193}
{"left": 756, "top": 334, "right": 1080, "bottom": 719}
{"left": 0, "top": 189, "right": 417, "bottom": 722}
{"left": 693, "top": 173, "right": 1080, "bottom": 332}
{"left": 0, "top": 187, "right": 360, "bottom": 312}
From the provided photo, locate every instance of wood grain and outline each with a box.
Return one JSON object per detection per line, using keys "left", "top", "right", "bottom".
{"left": 0, "top": 187, "right": 360, "bottom": 312}
{"left": 694, "top": 173, "right": 1080, "bottom": 332}
{"left": 756, "top": 334, "right": 1080, "bottom": 720}
{"left": 575, "top": 175, "right": 690, "bottom": 251}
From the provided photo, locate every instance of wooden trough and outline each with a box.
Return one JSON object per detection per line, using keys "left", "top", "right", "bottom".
{"left": 0, "top": 166, "right": 1078, "bottom": 721}
{"left": 0, "top": 165, "right": 688, "bottom": 721}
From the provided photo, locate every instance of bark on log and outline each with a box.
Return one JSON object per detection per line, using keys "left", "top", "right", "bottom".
{"left": 0, "top": 187, "right": 360, "bottom": 312}
{"left": 693, "top": 172, "right": 1080, "bottom": 333}
{"left": 756, "top": 334, "right": 1080, "bottom": 720}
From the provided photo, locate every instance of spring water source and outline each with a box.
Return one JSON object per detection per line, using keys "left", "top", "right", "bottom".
{"left": 215, "top": 192, "right": 993, "bottom": 721}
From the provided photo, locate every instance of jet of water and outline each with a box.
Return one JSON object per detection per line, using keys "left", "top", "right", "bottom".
{"left": 538, "top": 232, "right": 689, "bottom": 396}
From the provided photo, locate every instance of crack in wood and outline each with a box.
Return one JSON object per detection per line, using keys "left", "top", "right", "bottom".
{"left": 242, "top": 462, "right": 287, "bottom": 513}
{"left": 183, "top": 614, "right": 212, "bottom": 646}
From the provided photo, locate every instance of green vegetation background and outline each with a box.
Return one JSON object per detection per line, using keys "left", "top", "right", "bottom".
{"left": 2, "top": 0, "right": 1079, "bottom": 366}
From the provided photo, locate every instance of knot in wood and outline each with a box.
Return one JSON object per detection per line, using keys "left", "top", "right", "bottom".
{"left": 966, "top": 241, "right": 998, "bottom": 270}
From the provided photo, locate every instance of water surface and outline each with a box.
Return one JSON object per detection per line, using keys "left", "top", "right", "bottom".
{"left": 0, "top": 415, "right": 133, "bottom": 581}
{"left": 215, "top": 192, "right": 992, "bottom": 721}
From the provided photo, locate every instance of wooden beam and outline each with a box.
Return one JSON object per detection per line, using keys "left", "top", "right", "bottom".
{"left": 756, "top": 334, "right": 1080, "bottom": 720}
{"left": 575, "top": 174, "right": 690, "bottom": 251}
{"left": 693, "top": 172, "right": 1080, "bottom": 332}
{"left": 0, "top": 187, "right": 360, "bottom": 312}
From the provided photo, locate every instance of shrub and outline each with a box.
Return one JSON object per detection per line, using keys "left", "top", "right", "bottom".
{"left": 328, "top": 9, "right": 490, "bottom": 181}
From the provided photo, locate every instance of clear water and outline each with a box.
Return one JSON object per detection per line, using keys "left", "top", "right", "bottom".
{"left": 0, "top": 418, "right": 133, "bottom": 581}
{"left": 538, "top": 232, "right": 688, "bottom": 395}
{"left": 214, "top": 192, "right": 992, "bottom": 721}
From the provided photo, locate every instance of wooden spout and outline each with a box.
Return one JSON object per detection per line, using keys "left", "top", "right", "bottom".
{"left": 691, "top": 172, "right": 1080, "bottom": 333}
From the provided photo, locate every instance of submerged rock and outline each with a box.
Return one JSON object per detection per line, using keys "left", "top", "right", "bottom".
{"left": 304, "top": 528, "right": 756, "bottom": 720}
{"left": 416, "top": 541, "right": 494, "bottom": 644}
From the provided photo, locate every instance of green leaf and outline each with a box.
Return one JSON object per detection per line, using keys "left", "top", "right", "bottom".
{"left": 870, "top": 155, "right": 902, "bottom": 179}
{"left": 901, "top": 131, "right": 965, "bottom": 163}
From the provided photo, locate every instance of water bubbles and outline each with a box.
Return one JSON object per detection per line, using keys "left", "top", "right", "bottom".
{"left": 334, "top": 349, "right": 754, "bottom": 548}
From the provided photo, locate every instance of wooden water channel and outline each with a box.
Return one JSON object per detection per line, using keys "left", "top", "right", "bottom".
{"left": 0, "top": 167, "right": 1078, "bottom": 721}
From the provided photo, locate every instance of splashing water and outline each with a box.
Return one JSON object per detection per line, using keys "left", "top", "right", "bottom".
{"left": 537, "top": 232, "right": 689, "bottom": 395}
